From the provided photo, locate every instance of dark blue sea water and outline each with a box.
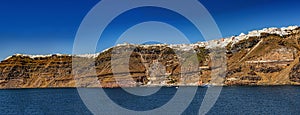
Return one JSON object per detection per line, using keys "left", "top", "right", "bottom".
{"left": 0, "top": 86, "right": 299, "bottom": 114}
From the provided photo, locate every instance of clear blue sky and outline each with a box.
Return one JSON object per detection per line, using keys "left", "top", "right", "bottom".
{"left": 0, "top": 0, "right": 300, "bottom": 60}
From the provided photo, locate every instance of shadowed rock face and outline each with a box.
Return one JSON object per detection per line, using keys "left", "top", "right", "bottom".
{"left": 1, "top": 27, "right": 300, "bottom": 88}
{"left": 290, "top": 61, "right": 300, "bottom": 82}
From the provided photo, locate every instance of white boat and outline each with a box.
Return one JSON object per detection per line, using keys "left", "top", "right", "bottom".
{"left": 202, "top": 83, "right": 211, "bottom": 88}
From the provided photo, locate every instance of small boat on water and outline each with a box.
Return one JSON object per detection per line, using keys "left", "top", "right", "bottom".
{"left": 198, "top": 80, "right": 211, "bottom": 88}
{"left": 201, "top": 83, "right": 211, "bottom": 88}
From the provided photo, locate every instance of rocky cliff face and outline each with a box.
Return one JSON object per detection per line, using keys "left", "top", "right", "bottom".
{"left": 0, "top": 54, "right": 73, "bottom": 88}
{"left": 225, "top": 27, "right": 300, "bottom": 85}
{"left": 1, "top": 26, "right": 300, "bottom": 88}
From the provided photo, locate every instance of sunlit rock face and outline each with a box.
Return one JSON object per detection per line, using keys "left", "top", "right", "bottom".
{"left": 0, "top": 26, "right": 300, "bottom": 88}
{"left": 0, "top": 54, "right": 73, "bottom": 88}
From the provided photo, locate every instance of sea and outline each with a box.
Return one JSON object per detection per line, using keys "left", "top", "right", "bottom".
{"left": 0, "top": 86, "right": 299, "bottom": 114}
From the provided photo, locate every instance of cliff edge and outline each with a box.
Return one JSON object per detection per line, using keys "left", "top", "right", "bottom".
{"left": 1, "top": 26, "right": 300, "bottom": 88}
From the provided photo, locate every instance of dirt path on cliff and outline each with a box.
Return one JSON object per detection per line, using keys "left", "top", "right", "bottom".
{"left": 238, "top": 39, "right": 263, "bottom": 63}
{"left": 227, "top": 39, "right": 264, "bottom": 70}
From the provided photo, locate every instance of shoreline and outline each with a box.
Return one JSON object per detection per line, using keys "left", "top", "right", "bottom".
{"left": 1, "top": 85, "right": 300, "bottom": 90}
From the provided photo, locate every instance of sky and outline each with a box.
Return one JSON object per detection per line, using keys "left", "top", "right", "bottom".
{"left": 0, "top": 0, "right": 300, "bottom": 60}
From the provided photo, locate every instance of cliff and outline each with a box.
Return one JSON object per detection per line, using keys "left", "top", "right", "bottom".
{"left": 0, "top": 26, "right": 300, "bottom": 88}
